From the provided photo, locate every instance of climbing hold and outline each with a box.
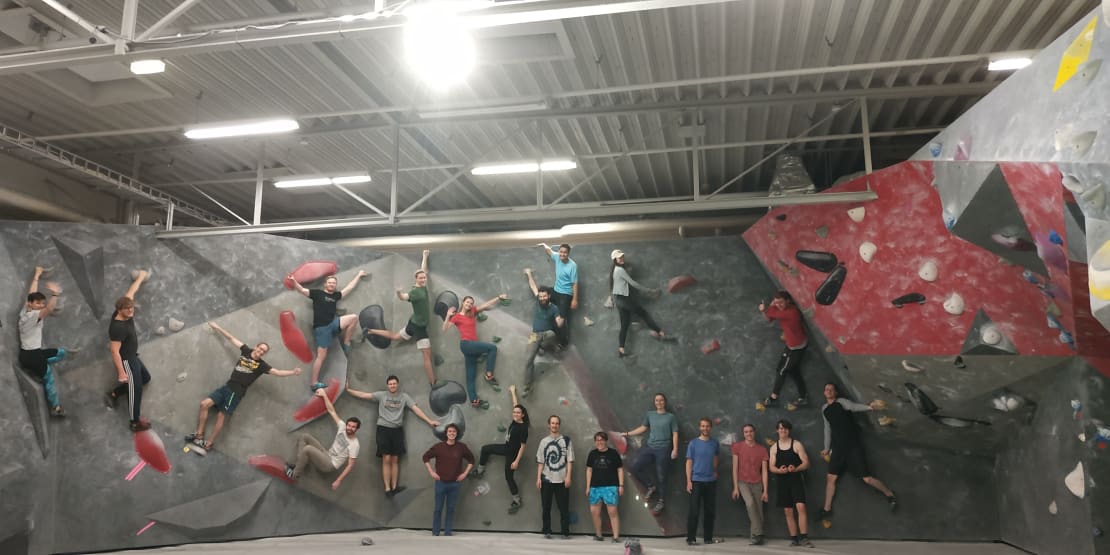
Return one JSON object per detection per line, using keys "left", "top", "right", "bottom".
{"left": 176, "top": 372, "right": 187, "bottom": 383}
{"left": 825, "top": 345, "right": 836, "bottom": 353}
{"left": 847, "top": 207, "right": 865, "bottom": 223}
{"left": 1049, "top": 500, "right": 1058, "bottom": 515}
{"left": 1094, "top": 526, "right": 1103, "bottom": 538}
{"left": 499, "top": 297, "right": 512, "bottom": 306}
{"left": 1079, "top": 433, "right": 1087, "bottom": 442}
{"left": 815, "top": 225, "right": 829, "bottom": 238}
{"left": 871, "top": 399, "right": 887, "bottom": 410}
{"left": 955, "top": 138, "right": 971, "bottom": 161}
{"left": 904, "top": 383, "right": 939, "bottom": 416}
{"left": 361, "top": 537, "right": 374, "bottom": 546}
{"left": 1090, "top": 240, "right": 1110, "bottom": 300}
{"left": 953, "top": 356, "right": 966, "bottom": 368}
{"left": 815, "top": 265, "right": 847, "bottom": 305}
{"left": 476, "top": 312, "right": 488, "bottom": 322}
{"left": 859, "top": 242, "right": 876, "bottom": 263}
{"left": 1054, "top": 16, "right": 1098, "bottom": 91}
{"left": 167, "top": 318, "right": 185, "bottom": 332}
{"left": 1049, "top": 230, "right": 1064, "bottom": 245}
{"left": 822, "top": 519, "right": 833, "bottom": 529}
{"left": 558, "top": 396, "right": 569, "bottom": 406}
{"left": 1065, "top": 462, "right": 1086, "bottom": 498}
{"left": 775, "top": 214, "right": 787, "bottom": 221}
{"left": 131, "top": 269, "right": 152, "bottom": 280}
{"left": 892, "top": 293, "right": 926, "bottom": 308}
{"left": 1072, "top": 400, "right": 1083, "bottom": 419}
{"left": 943, "top": 293, "right": 965, "bottom": 315}
{"left": 918, "top": 261, "right": 939, "bottom": 282}
{"left": 929, "top": 142, "right": 942, "bottom": 157}
{"left": 1078, "top": 58, "right": 1103, "bottom": 84}
{"left": 838, "top": 336, "right": 847, "bottom": 344}
{"left": 795, "top": 251, "right": 839, "bottom": 273}
{"left": 901, "top": 360, "right": 924, "bottom": 373}
{"left": 755, "top": 402, "right": 766, "bottom": 413}
{"left": 583, "top": 316, "right": 594, "bottom": 326}
{"left": 700, "top": 339, "right": 720, "bottom": 354}
{"left": 776, "top": 260, "right": 800, "bottom": 276}
{"left": 283, "top": 261, "right": 338, "bottom": 290}
{"left": 279, "top": 311, "right": 313, "bottom": 363}
{"left": 483, "top": 520, "right": 492, "bottom": 526}
{"left": 603, "top": 296, "right": 614, "bottom": 308}
{"left": 1053, "top": 128, "right": 1098, "bottom": 156}
{"left": 667, "top": 275, "right": 698, "bottom": 293}
{"left": 155, "top": 326, "right": 166, "bottom": 336}
{"left": 1062, "top": 174, "right": 1084, "bottom": 193}
{"left": 492, "top": 336, "right": 502, "bottom": 343}
{"left": 133, "top": 428, "right": 172, "bottom": 474}
{"left": 764, "top": 437, "right": 775, "bottom": 447}
{"left": 878, "top": 416, "right": 895, "bottom": 427}
{"left": 980, "top": 324, "right": 1002, "bottom": 345}
{"left": 433, "top": 354, "right": 445, "bottom": 367}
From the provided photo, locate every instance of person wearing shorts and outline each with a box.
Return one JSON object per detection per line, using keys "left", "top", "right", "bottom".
{"left": 586, "top": 431, "right": 624, "bottom": 542}
{"left": 288, "top": 270, "right": 368, "bottom": 391}
{"left": 367, "top": 250, "right": 437, "bottom": 385}
{"left": 186, "top": 321, "right": 301, "bottom": 451}
{"left": 770, "top": 420, "right": 813, "bottom": 548}
{"left": 347, "top": 374, "right": 438, "bottom": 497}
{"left": 819, "top": 383, "right": 897, "bottom": 519}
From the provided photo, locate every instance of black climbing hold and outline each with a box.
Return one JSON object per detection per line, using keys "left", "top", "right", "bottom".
{"left": 434, "top": 291, "right": 460, "bottom": 321}
{"left": 358, "top": 305, "right": 391, "bottom": 349}
{"left": 433, "top": 404, "right": 466, "bottom": 441}
{"left": 428, "top": 380, "right": 467, "bottom": 416}
{"left": 795, "top": 250, "right": 839, "bottom": 273}
{"left": 775, "top": 214, "right": 787, "bottom": 221}
{"left": 892, "top": 293, "right": 926, "bottom": 308}
{"left": 953, "top": 355, "right": 966, "bottom": 369}
{"left": 815, "top": 265, "right": 847, "bottom": 306}
{"left": 904, "top": 383, "right": 939, "bottom": 416}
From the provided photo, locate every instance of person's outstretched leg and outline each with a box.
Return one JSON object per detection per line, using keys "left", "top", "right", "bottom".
{"left": 310, "top": 346, "right": 328, "bottom": 385}
{"left": 632, "top": 303, "right": 663, "bottom": 335}
{"left": 863, "top": 475, "right": 896, "bottom": 498}
{"left": 420, "top": 347, "right": 436, "bottom": 384}
{"left": 823, "top": 473, "right": 839, "bottom": 512}
{"left": 339, "top": 314, "right": 359, "bottom": 349}
{"left": 461, "top": 347, "right": 479, "bottom": 402}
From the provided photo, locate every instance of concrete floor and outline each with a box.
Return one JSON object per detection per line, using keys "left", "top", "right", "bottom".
{"left": 113, "top": 528, "right": 1026, "bottom": 555}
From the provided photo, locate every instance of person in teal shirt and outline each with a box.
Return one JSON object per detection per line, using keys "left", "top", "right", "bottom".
{"left": 623, "top": 393, "right": 678, "bottom": 515}
{"left": 536, "top": 242, "right": 577, "bottom": 347}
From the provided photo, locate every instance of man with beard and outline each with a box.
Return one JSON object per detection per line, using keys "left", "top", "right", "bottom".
{"left": 521, "top": 271, "right": 565, "bottom": 398}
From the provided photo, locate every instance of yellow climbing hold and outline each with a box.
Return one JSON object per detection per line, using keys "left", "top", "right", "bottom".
{"left": 1090, "top": 240, "right": 1110, "bottom": 300}
{"left": 1055, "top": 16, "right": 1098, "bottom": 91}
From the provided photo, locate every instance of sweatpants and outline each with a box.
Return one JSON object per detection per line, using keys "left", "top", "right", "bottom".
{"left": 110, "top": 355, "right": 151, "bottom": 423}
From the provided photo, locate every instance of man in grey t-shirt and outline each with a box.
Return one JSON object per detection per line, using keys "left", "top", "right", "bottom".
{"left": 623, "top": 392, "right": 679, "bottom": 514}
{"left": 348, "top": 374, "right": 438, "bottom": 497}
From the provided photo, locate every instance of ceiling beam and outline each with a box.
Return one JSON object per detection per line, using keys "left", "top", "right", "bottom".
{"left": 135, "top": 0, "right": 206, "bottom": 42}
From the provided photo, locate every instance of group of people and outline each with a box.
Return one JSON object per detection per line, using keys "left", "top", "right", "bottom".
{"left": 14, "top": 244, "right": 898, "bottom": 546}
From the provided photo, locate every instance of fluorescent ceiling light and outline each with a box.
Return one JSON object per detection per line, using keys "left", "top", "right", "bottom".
{"left": 404, "top": 5, "right": 475, "bottom": 89}
{"left": 274, "top": 174, "right": 372, "bottom": 188}
{"left": 129, "top": 59, "right": 165, "bottom": 75}
{"left": 472, "top": 159, "right": 577, "bottom": 176}
{"left": 418, "top": 102, "right": 547, "bottom": 119}
{"left": 184, "top": 118, "right": 299, "bottom": 140}
{"left": 988, "top": 58, "right": 1032, "bottom": 71}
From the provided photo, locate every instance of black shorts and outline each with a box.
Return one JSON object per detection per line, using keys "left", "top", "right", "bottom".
{"left": 18, "top": 348, "right": 57, "bottom": 378}
{"left": 827, "top": 445, "right": 870, "bottom": 477}
{"left": 776, "top": 473, "right": 807, "bottom": 508}
{"left": 400, "top": 320, "right": 429, "bottom": 341}
{"left": 376, "top": 424, "right": 406, "bottom": 457}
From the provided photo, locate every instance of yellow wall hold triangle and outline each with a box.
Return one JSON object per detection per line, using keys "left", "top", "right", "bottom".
{"left": 1055, "top": 16, "right": 1099, "bottom": 91}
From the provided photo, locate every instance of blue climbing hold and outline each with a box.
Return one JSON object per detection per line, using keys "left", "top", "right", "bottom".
{"left": 1022, "top": 270, "right": 1040, "bottom": 285}
{"left": 1048, "top": 230, "right": 1063, "bottom": 245}
{"left": 929, "top": 142, "right": 943, "bottom": 157}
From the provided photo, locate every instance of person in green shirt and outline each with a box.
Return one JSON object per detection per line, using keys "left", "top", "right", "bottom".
{"left": 368, "top": 250, "right": 437, "bottom": 384}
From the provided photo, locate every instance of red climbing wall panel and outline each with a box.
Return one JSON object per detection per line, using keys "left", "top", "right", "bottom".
{"left": 742, "top": 160, "right": 1075, "bottom": 356}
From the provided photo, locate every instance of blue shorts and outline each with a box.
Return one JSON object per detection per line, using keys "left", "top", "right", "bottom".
{"left": 313, "top": 317, "right": 341, "bottom": 347}
{"left": 589, "top": 486, "right": 618, "bottom": 506}
{"left": 208, "top": 385, "right": 243, "bottom": 415}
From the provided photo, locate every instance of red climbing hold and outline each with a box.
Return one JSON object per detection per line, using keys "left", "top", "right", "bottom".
{"left": 607, "top": 431, "right": 628, "bottom": 455}
{"left": 283, "top": 261, "right": 338, "bottom": 290}
{"left": 280, "top": 310, "right": 313, "bottom": 363}
{"left": 293, "top": 378, "right": 341, "bottom": 422}
{"left": 668, "top": 275, "right": 698, "bottom": 293}
{"left": 701, "top": 339, "right": 720, "bottom": 354}
{"left": 249, "top": 454, "right": 295, "bottom": 483}
{"left": 133, "top": 428, "right": 171, "bottom": 474}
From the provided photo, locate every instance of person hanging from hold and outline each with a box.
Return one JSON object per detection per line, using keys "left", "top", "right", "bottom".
{"left": 759, "top": 290, "right": 809, "bottom": 408}
{"left": 443, "top": 293, "right": 508, "bottom": 410}
{"left": 367, "top": 250, "right": 437, "bottom": 385}
{"left": 608, "top": 249, "right": 665, "bottom": 358}
{"left": 287, "top": 270, "right": 368, "bottom": 391}
{"left": 18, "top": 266, "right": 68, "bottom": 418}
{"left": 522, "top": 269, "right": 564, "bottom": 398}
{"left": 472, "top": 384, "right": 530, "bottom": 514}
{"left": 105, "top": 269, "right": 153, "bottom": 432}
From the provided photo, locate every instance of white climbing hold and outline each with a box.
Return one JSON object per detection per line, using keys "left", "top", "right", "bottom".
{"left": 1079, "top": 433, "right": 1087, "bottom": 442}
{"left": 167, "top": 318, "right": 185, "bottom": 332}
{"left": 859, "top": 242, "right": 877, "bottom": 263}
{"left": 154, "top": 326, "right": 166, "bottom": 335}
{"left": 603, "top": 296, "right": 614, "bottom": 309}
{"left": 878, "top": 416, "right": 895, "bottom": 427}
{"left": 1054, "top": 127, "right": 1098, "bottom": 156}
{"left": 131, "top": 268, "right": 152, "bottom": 280}
{"left": 847, "top": 206, "right": 866, "bottom": 223}
{"left": 583, "top": 316, "right": 594, "bottom": 326}
{"left": 980, "top": 324, "right": 1002, "bottom": 345}
{"left": 1065, "top": 462, "right": 1086, "bottom": 499}
{"left": 1062, "top": 174, "right": 1084, "bottom": 193}
{"left": 176, "top": 372, "right": 187, "bottom": 383}
{"left": 943, "top": 292, "right": 965, "bottom": 315}
{"left": 1078, "top": 59, "right": 1102, "bottom": 84}
{"left": 901, "top": 360, "right": 924, "bottom": 373}
{"left": 1049, "top": 500, "right": 1058, "bottom": 515}
{"left": 918, "top": 260, "right": 939, "bottom": 282}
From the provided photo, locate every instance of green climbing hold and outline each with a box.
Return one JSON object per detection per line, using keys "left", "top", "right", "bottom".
{"left": 497, "top": 424, "right": 507, "bottom": 432}
{"left": 434, "top": 354, "right": 445, "bottom": 366}
{"left": 492, "top": 336, "right": 502, "bottom": 343}
{"left": 477, "top": 312, "right": 488, "bottom": 322}
{"left": 499, "top": 298, "right": 512, "bottom": 306}
{"left": 815, "top": 225, "right": 829, "bottom": 238}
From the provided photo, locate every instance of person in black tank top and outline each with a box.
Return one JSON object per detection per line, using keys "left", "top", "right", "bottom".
{"left": 769, "top": 420, "right": 814, "bottom": 548}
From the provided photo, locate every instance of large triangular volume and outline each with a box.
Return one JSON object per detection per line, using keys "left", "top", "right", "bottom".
{"left": 949, "top": 165, "right": 1050, "bottom": 277}
{"left": 51, "top": 235, "right": 105, "bottom": 319}
{"left": 961, "top": 309, "right": 1019, "bottom": 355}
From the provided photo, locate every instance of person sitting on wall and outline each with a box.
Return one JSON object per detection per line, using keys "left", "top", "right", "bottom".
{"left": 347, "top": 374, "right": 439, "bottom": 498}
{"left": 288, "top": 270, "right": 368, "bottom": 392}
{"left": 818, "top": 382, "right": 897, "bottom": 519}
{"left": 521, "top": 270, "right": 565, "bottom": 398}
{"left": 284, "top": 388, "right": 360, "bottom": 491}
{"left": 17, "top": 266, "right": 68, "bottom": 418}
{"left": 105, "top": 269, "right": 153, "bottom": 432}
{"left": 759, "top": 290, "right": 810, "bottom": 409}
{"left": 423, "top": 423, "right": 475, "bottom": 537}
{"left": 367, "top": 250, "right": 438, "bottom": 385}
{"left": 535, "top": 242, "right": 578, "bottom": 348}
{"left": 442, "top": 293, "right": 508, "bottom": 410}
{"left": 186, "top": 321, "right": 302, "bottom": 452}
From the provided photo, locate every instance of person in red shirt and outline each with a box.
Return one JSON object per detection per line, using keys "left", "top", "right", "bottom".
{"left": 442, "top": 293, "right": 507, "bottom": 410}
{"left": 730, "top": 424, "right": 769, "bottom": 545}
{"left": 759, "top": 290, "right": 809, "bottom": 408}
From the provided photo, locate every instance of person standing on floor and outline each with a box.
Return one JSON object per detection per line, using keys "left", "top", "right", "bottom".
{"left": 473, "top": 384, "right": 529, "bottom": 514}
{"left": 368, "top": 250, "right": 437, "bottom": 385}
{"left": 731, "top": 423, "right": 769, "bottom": 546}
{"left": 769, "top": 419, "right": 813, "bottom": 548}
{"left": 586, "top": 431, "right": 624, "bottom": 543}
{"left": 608, "top": 249, "right": 665, "bottom": 357}
{"left": 536, "top": 242, "right": 577, "bottom": 347}
{"left": 288, "top": 270, "right": 368, "bottom": 390}
{"left": 759, "top": 290, "right": 810, "bottom": 408}
{"left": 18, "top": 266, "right": 67, "bottom": 418}
{"left": 623, "top": 392, "right": 678, "bottom": 515}
{"left": 443, "top": 293, "right": 508, "bottom": 410}
{"left": 818, "top": 382, "right": 897, "bottom": 519}
{"left": 685, "top": 417, "right": 721, "bottom": 546}
{"left": 105, "top": 269, "right": 153, "bottom": 432}
{"left": 536, "top": 414, "right": 574, "bottom": 539}
{"left": 423, "top": 423, "right": 475, "bottom": 537}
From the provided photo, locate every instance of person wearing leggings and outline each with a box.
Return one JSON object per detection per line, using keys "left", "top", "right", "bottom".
{"left": 609, "top": 249, "right": 665, "bottom": 357}
{"left": 473, "top": 385, "right": 529, "bottom": 514}
{"left": 442, "top": 293, "right": 507, "bottom": 410}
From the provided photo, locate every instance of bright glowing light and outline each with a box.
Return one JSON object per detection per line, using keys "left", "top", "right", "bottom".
{"left": 404, "top": 5, "right": 475, "bottom": 88}
{"left": 129, "top": 59, "right": 166, "bottom": 75}
{"left": 184, "top": 119, "right": 299, "bottom": 140}
{"left": 472, "top": 159, "right": 577, "bottom": 176}
{"left": 988, "top": 58, "right": 1032, "bottom": 71}
{"left": 330, "top": 174, "right": 372, "bottom": 185}
{"left": 561, "top": 223, "right": 622, "bottom": 236}
{"left": 274, "top": 177, "right": 332, "bottom": 188}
